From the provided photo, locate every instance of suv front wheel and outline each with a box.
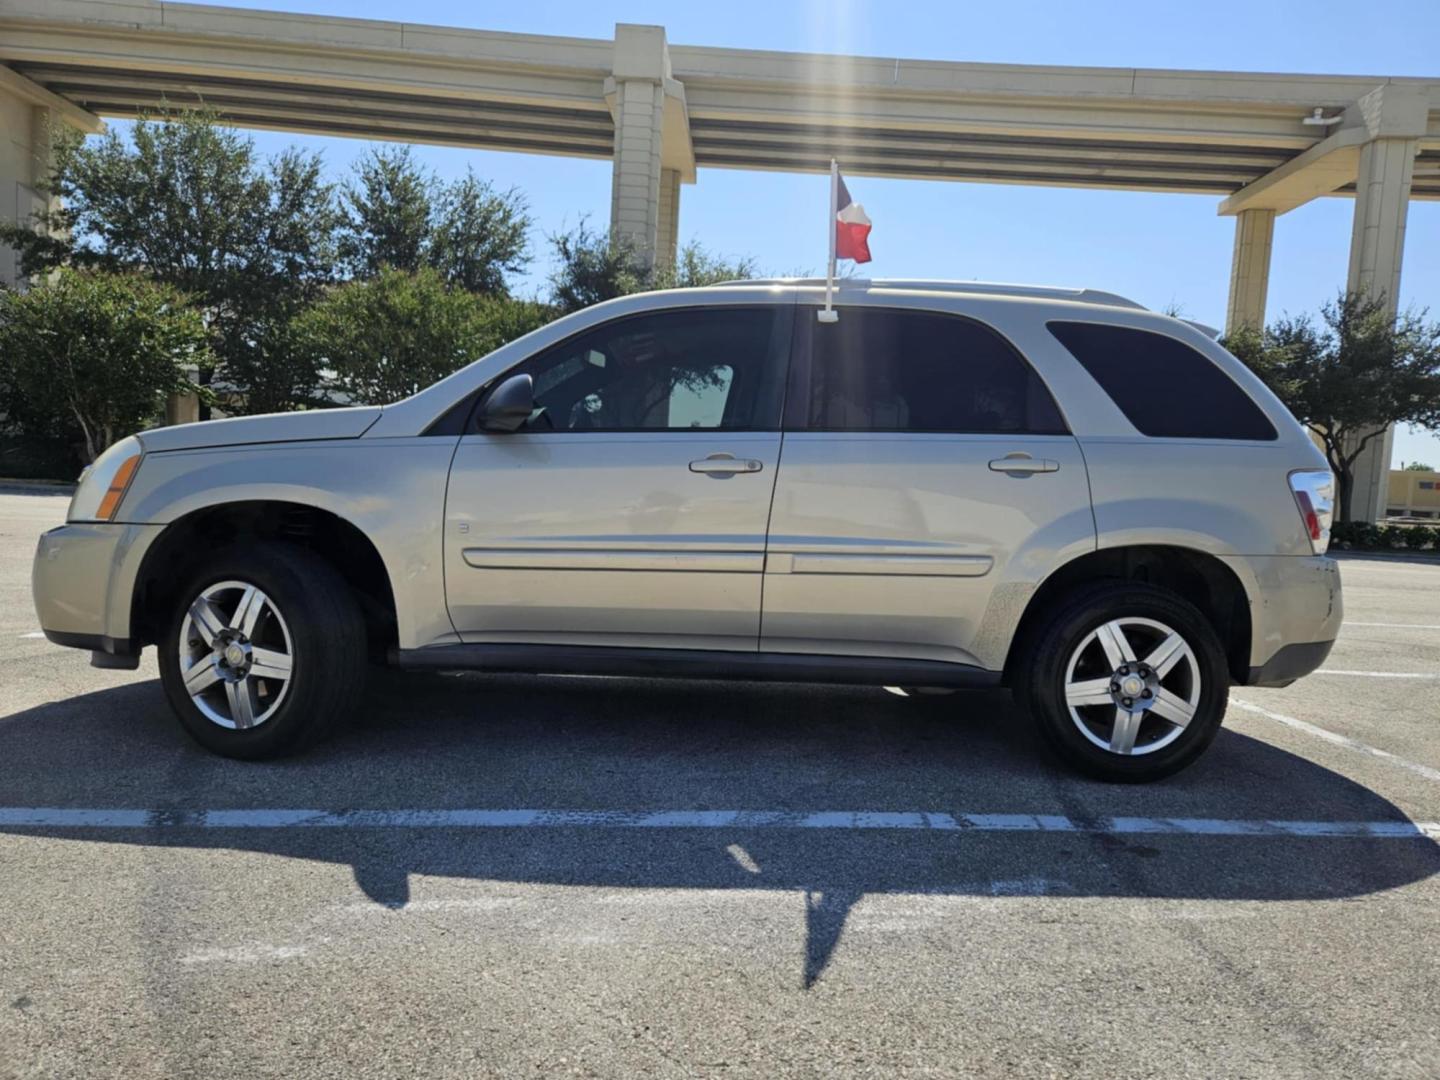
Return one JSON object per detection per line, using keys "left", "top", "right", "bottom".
{"left": 1017, "top": 582, "right": 1229, "bottom": 782}
{"left": 157, "top": 543, "right": 367, "bottom": 759}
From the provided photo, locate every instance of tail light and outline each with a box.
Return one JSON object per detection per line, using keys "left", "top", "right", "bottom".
{"left": 1288, "top": 470, "right": 1334, "bottom": 554}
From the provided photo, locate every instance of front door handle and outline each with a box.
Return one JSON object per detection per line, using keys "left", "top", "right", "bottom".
{"left": 690, "top": 452, "right": 764, "bottom": 476}
{"left": 989, "top": 454, "right": 1059, "bottom": 474}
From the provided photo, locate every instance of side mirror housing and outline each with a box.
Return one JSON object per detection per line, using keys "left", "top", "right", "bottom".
{"left": 476, "top": 373, "right": 534, "bottom": 433}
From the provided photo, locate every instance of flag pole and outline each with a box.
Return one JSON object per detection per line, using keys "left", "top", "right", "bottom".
{"left": 818, "top": 158, "right": 839, "bottom": 323}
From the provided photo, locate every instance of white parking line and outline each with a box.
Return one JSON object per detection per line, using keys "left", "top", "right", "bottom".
{"left": 1345, "top": 622, "right": 1440, "bottom": 631}
{"left": 1230, "top": 696, "right": 1440, "bottom": 784}
{"left": 1315, "top": 670, "right": 1440, "bottom": 679}
{"left": 0, "top": 806, "right": 1434, "bottom": 839}
{"left": 18, "top": 632, "right": 45, "bottom": 639}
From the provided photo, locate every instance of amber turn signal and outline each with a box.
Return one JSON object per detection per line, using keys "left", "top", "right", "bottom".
{"left": 95, "top": 454, "right": 141, "bottom": 521}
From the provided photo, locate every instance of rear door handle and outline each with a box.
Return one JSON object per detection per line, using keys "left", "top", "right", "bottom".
{"left": 690, "top": 452, "right": 764, "bottom": 476}
{"left": 989, "top": 454, "right": 1059, "bottom": 474}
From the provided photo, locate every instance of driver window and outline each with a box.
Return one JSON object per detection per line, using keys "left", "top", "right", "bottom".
{"left": 500, "top": 307, "right": 783, "bottom": 432}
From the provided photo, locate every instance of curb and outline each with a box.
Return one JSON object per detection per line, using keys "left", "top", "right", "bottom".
{"left": 0, "top": 478, "right": 75, "bottom": 493}
{"left": 1331, "top": 549, "right": 1440, "bottom": 565}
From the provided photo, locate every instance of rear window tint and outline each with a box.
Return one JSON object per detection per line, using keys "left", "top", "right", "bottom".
{"left": 803, "top": 308, "right": 1069, "bottom": 434}
{"left": 1047, "top": 322, "right": 1277, "bottom": 441}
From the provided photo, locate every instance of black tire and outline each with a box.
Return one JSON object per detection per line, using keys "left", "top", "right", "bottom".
{"left": 158, "top": 542, "right": 367, "bottom": 760}
{"left": 1015, "top": 581, "right": 1229, "bottom": 782}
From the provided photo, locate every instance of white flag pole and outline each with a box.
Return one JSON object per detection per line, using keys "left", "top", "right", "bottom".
{"left": 818, "top": 158, "right": 839, "bottom": 323}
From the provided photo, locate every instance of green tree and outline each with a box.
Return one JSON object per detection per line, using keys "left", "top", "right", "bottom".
{"left": 339, "top": 145, "right": 433, "bottom": 278}
{"left": 292, "top": 266, "right": 552, "bottom": 406}
{"left": 547, "top": 222, "right": 756, "bottom": 314}
{"left": 0, "top": 270, "right": 210, "bottom": 463}
{"left": 1225, "top": 292, "right": 1440, "bottom": 521}
{"left": 0, "top": 107, "right": 340, "bottom": 416}
{"left": 430, "top": 171, "right": 531, "bottom": 295}
{"left": 546, "top": 221, "right": 645, "bottom": 314}
{"left": 341, "top": 148, "right": 531, "bottom": 296}
{"left": 1403, "top": 461, "right": 1434, "bottom": 471}
{"left": 651, "top": 241, "right": 757, "bottom": 290}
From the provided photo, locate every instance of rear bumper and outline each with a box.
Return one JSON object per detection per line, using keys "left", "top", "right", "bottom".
{"left": 1246, "top": 638, "right": 1335, "bottom": 688}
{"left": 32, "top": 522, "right": 163, "bottom": 658}
{"left": 1222, "top": 554, "right": 1342, "bottom": 687}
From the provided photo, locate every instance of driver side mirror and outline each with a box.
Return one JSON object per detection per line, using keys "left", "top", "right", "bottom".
{"left": 476, "top": 373, "right": 534, "bottom": 433}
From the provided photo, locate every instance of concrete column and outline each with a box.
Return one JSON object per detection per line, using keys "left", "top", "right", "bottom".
{"left": 608, "top": 25, "right": 669, "bottom": 268}
{"left": 166, "top": 367, "right": 201, "bottom": 426}
{"left": 0, "top": 96, "right": 54, "bottom": 287}
{"left": 610, "top": 79, "right": 664, "bottom": 265}
{"left": 656, "top": 166, "right": 680, "bottom": 268}
{"left": 1224, "top": 208, "right": 1274, "bottom": 333}
{"left": 1346, "top": 136, "right": 1417, "bottom": 307}
{"left": 1344, "top": 134, "right": 1419, "bottom": 522}
{"left": 1, "top": 69, "right": 99, "bottom": 286}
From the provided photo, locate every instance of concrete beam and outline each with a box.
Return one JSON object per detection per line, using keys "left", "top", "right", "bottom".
{"left": 0, "top": 62, "right": 101, "bottom": 132}
{"left": 1217, "top": 125, "right": 1366, "bottom": 216}
{"left": 6, "top": 0, "right": 1439, "bottom": 199}
{"left": 1219, "top": 84, "right": 1432, "bottom": 216}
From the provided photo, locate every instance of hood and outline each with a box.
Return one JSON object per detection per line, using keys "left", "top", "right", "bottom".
{"left": 137, "top": 406, "right": 383, "bottom": 454}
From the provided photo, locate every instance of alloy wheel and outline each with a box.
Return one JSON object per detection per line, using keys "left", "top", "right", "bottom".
{"left": 177, "top": 579, "right": 295, "bottom": 730}
{"left": 1062, "top": 616, "right": 1200, "bottom": 756}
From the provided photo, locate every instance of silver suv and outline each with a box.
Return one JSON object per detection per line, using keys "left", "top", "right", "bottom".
{"left": 32, "top": 280, "right": 1341, "bottom": 781}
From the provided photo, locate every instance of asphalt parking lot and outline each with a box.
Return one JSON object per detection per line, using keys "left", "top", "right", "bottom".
{"left": 1, "top": 487, "right": 1437, "bottom": 1079}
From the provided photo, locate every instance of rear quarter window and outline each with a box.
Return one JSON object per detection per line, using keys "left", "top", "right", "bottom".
{"left": 1047, "top": 321, "right": 1277, "bottom": 441}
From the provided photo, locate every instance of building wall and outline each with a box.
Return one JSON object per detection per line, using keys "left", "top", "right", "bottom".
{"left": 0, "top": 86, "right": 42, "bottom": 285}
{"left": 1387, "top": 470, "right": 1440, "bottom": 518}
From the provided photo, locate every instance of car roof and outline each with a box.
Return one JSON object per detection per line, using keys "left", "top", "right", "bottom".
{"left": 712, "top": 278, "right": 1148, "bottom": 312}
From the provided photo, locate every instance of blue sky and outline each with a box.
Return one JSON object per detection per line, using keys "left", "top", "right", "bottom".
{"left": 131, "top": 0, "right": 1440, "bottom": 464}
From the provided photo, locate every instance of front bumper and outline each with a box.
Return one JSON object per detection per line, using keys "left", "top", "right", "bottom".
{"left": 32, "top": 522, "right": 164, "bottom": 659}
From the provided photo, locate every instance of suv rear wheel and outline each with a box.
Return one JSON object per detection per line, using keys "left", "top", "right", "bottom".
{"left": 157, "top": 543, "right": 367, "bottom": 759}
{"left": 1016, "top": 582, "right": 1229, "bottom": 782}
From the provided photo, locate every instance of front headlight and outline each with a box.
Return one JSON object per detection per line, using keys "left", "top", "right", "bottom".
{"left": 68, "top": 436, "right": 143, "bottom": 523}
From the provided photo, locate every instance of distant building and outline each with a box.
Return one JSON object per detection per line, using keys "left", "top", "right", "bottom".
{"left": 1387, "top": 469, "right": 1440, "bottom": 519}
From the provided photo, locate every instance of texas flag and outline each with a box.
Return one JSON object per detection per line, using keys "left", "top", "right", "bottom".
{"left": 834, "top": 170, "right": 873, "bottom": 264}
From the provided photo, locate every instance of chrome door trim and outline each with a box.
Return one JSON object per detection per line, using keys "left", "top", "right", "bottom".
{"left": 461, "top": 547, "right": 764, "bottom": 573}
{"left": 766, "top": 552, "right": 993, "bottom": 576}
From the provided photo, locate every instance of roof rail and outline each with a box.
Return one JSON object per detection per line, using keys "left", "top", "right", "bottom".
{"left": 714, "top": 277, "right": 1147, "bottom": 311}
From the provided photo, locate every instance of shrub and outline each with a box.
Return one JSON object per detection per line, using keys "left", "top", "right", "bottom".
{"left": 1403, "top": 525, "right": 1436, "bottom": 550}
{"left": 0, "top": 270, "right": 210, "bottom": 463}
{"left": 291, "top": 266, "right": 555, "bottom": 406}
{"left": 1353, "top": 522, "right": 1383, "bottom": 548}
{"left": 1327, "top": 520, "right": 1440, "bottom": 551}
{"left": 1329, "top": 521, "right": 1358, "bottom": 548}
{"left": 1379, "top": 525, "right": 1409, "bottom": 549}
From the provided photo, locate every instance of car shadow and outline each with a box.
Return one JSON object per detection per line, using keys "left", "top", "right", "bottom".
{"left": 2, "top": 672, "right": 1436, "bottom": 988}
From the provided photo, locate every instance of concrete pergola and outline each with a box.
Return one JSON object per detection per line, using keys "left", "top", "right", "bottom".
{"left": 2, "top": 0, "right": 1437, "bottom": 518}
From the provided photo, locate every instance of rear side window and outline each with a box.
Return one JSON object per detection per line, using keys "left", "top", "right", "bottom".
{"left": 801, "top": 309, "right": 1068, "bottom": 434}
{"left": 1047, "top": 321, "right": 1277, "bottom": 440}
